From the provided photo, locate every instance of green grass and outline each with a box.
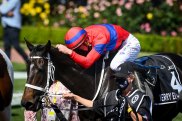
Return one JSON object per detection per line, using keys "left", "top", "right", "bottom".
{"left": 12, "top": 106, "right": 25, "bottom": 121}
{"left": 12, "top": 62, "right": 27, "bottom": 72}
{"left": 13, "top": 79, "right": 26, "bottom": 93}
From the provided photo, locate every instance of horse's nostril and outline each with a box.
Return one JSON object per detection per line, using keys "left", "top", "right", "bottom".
{"left": 21, "top": 100, "right": 33, "bottom": 109}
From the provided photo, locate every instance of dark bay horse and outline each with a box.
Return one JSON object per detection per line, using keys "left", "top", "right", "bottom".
{"left": 0, "top": 49, "right": 14, "bottom": 121}
{"left": 21, "top": 40, "right": 182, "bottom": 121}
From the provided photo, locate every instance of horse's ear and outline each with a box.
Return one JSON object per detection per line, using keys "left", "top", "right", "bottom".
{"left": 44, "top": 40, "right": 51, "bottom": 52}
{"left": 25, "top": 38, "right": 34, "bottom": 51}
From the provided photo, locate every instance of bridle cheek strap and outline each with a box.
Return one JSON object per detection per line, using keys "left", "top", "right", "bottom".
{"left": 25, "top": 53, "right": 55, "bottom": 93}
{"left": 46, "top": 57, "right": 55, "bottom": 92}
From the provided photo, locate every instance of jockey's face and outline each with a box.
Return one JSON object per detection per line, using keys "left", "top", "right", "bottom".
{"left": 78, "top": 43, "right": 89, "bottom": 51}
{"left": 77, "top": 36, "right": 90, "bottom": 51}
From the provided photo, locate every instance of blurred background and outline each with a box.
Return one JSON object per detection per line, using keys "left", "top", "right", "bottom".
{"left": 9, "top": 0, "right": 182, "bottom": 53}
{"left": 21, "top": 0, "right": 182, "bottom": 36}
{"left": 0, "top": 0, "right": 182, "bottom": 120}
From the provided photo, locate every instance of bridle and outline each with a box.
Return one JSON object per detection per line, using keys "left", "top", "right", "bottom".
{"left": 25, "top": 53, "right": 55, "bottom": 94}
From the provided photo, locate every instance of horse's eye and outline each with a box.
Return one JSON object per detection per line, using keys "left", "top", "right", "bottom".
{"left": 37, "top": 58, "right": 44, "bottom": 65}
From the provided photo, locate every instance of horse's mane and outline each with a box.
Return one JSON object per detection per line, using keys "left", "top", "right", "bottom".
{"left": 41, "top": 46, "right": 97, "bottom": 99}
{"left": 50, "top": 46, "right": 82, "bottom": 70}
{"left": 30, "top": 44, "right": 82, "bottom": 70}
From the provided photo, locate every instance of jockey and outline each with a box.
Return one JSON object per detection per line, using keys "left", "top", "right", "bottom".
{"left": 63, "top": 61, "right": 153, "bottom": 121}
{"left": 56, "top": 24, "right": 140, "bottom": 71}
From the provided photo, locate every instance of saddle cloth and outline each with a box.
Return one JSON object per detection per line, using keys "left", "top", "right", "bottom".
{"left": 136, "top": 55, "right": 182, "bottom": 105}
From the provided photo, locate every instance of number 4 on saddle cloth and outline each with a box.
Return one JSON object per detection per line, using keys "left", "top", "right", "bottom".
{"left": 135, "top": 54, "right": 182, "bottom": 105}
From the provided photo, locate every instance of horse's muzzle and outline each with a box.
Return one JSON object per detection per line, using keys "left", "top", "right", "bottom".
{"left": 21, "top": 99, "right": 42, "bottom": 111}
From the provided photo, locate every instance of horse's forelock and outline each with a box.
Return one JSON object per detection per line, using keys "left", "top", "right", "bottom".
{"left": 30, "top": 45, "right": 47, "bottom": 57}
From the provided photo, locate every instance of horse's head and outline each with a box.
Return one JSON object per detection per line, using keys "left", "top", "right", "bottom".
{"left": 21, "top": 40, "right": 52, "bottom": 111}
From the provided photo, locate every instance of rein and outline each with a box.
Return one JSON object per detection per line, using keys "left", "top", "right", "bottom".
{"left": 25, "top": 53, "right": 55, "bottom": 93}
{"left": 92, "top": 51, "right": 109, "bottom": 101}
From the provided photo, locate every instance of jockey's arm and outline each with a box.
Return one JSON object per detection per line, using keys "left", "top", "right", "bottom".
{"left": 56, "top": 44, "right": 101, "bottom": 69}
{"left": 70, "top": 49, "right": 101, "bottom": 68}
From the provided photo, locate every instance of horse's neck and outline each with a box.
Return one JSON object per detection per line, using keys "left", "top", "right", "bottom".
{"left": 49, "top": 48, "right": 117, "bottom": 99}
{"left": 50, "top": 50, "right": 96, "bottom": 99}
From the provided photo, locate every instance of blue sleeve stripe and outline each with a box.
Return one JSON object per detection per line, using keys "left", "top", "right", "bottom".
{"left": 101, "top": 24, "right": 118, "bottom": 51}
{"left": 94, "top": 44, "right": 106, "bottom": 54}
{"left": 65, "top": 29, "right": 86, "bottom": 44}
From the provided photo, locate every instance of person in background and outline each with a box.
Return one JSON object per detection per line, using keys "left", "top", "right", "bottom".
{"left": 56, "top": 24, "right": 141, "bottom": 71}
{"left": 0, "top": 0, "right": 28, "bottom": 64}
{"left": 63, "top": 61, "right": 153, "bottom": 121}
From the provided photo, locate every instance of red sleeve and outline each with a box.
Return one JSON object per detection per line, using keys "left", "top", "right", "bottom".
{"left": 70, "top": 48, "right": 101, "bottom": 69}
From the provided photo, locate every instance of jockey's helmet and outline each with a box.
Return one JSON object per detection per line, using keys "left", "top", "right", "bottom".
{"left": 65, "top": 27, "right": 87, "bottom": 49}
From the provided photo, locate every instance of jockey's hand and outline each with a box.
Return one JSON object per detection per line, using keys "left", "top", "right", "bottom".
{"left": 56, "top": 44, "right": 72, "bottom": 55}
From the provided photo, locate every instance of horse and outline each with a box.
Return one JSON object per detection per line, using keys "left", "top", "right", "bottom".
{"left": 21, "top": 40, "right": 182, "bottom": 121}
{"left": 0, "top": 49, "right": 14, "bottom": 121}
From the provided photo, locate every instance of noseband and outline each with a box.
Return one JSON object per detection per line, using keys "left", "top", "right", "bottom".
{"left": 25, "top": 53, "right": 55, "bottom": 93}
